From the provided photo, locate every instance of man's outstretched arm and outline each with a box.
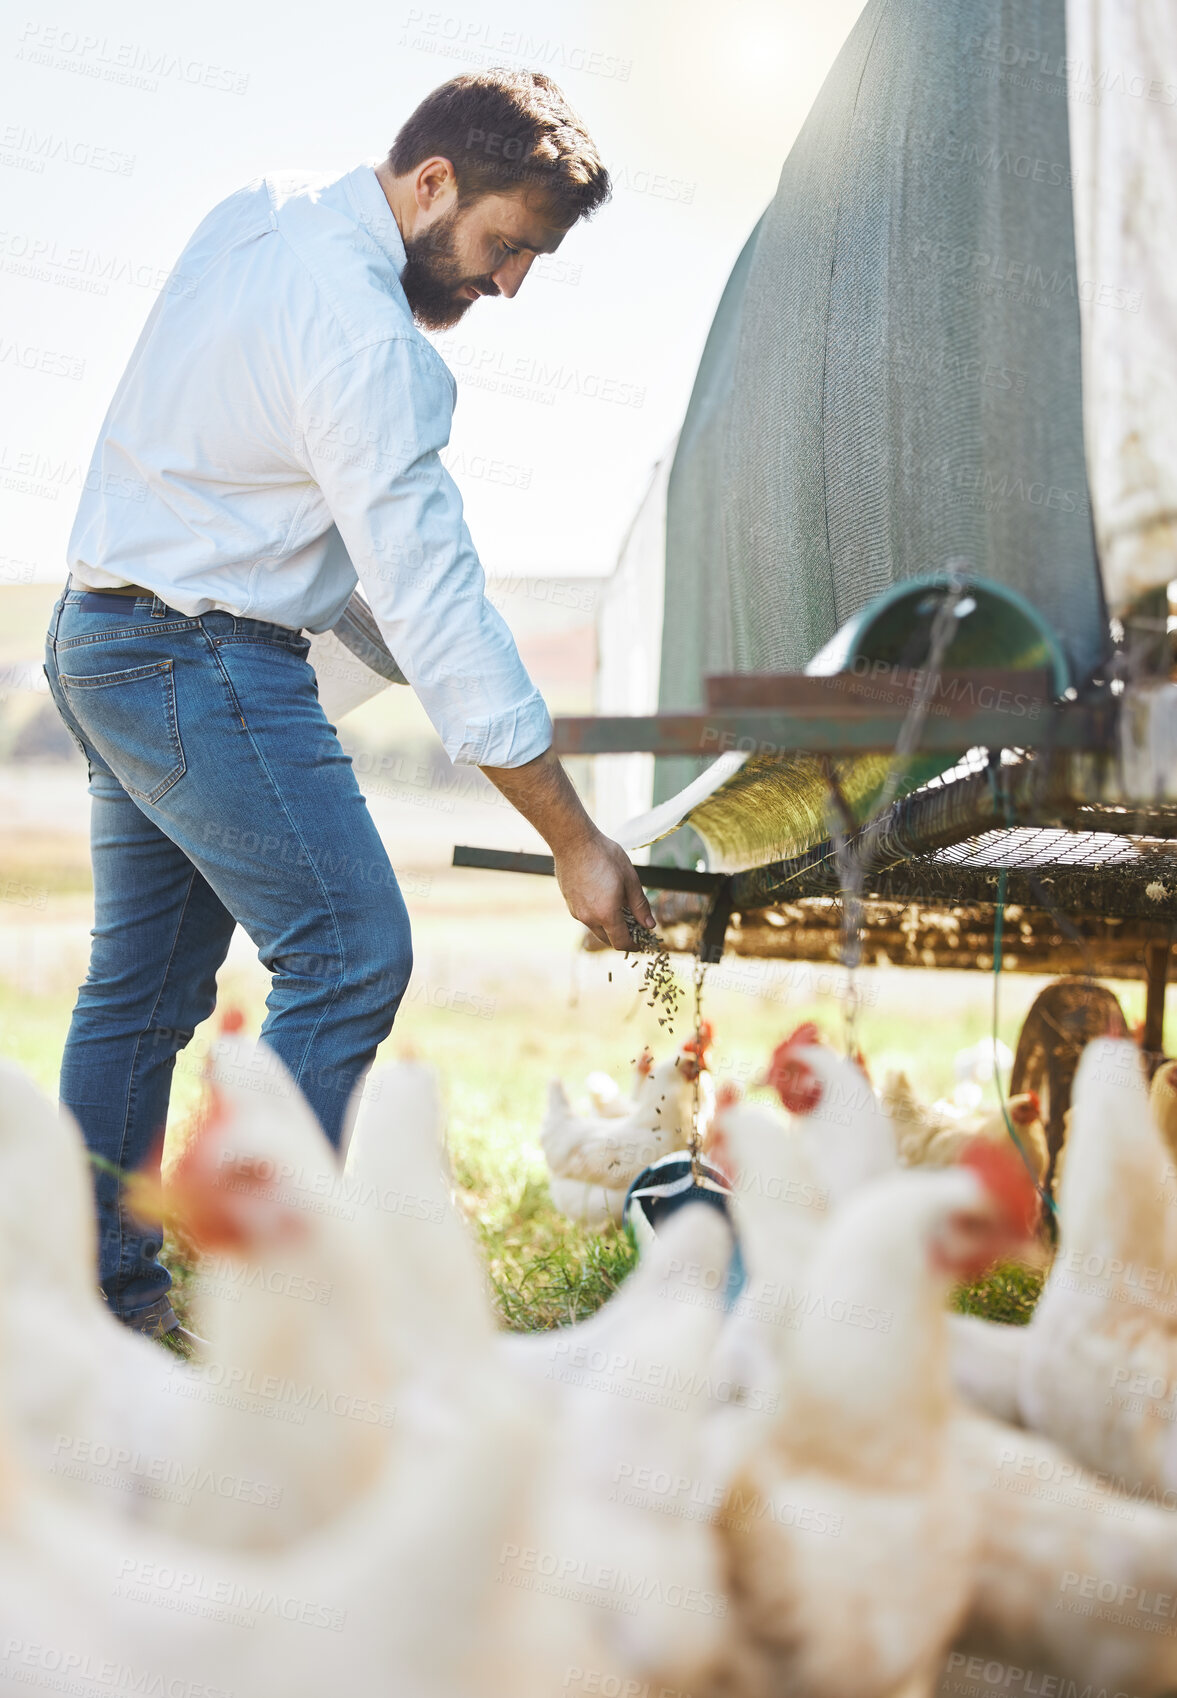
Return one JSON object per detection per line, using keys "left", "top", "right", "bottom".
{"left": 481, "top": 746, "right": 656, "bottom": 951}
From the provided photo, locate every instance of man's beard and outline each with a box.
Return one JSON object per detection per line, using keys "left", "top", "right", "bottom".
{"left": 400, "top": 207, "right": 496, "bottom": 331}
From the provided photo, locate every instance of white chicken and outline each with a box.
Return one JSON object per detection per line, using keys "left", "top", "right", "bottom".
{"left": 0, "top": 1059, "right": 193, "bottom": 1500}
{"left": 702, "top": 1088, "right": 836, "bottom": 1477}
{"left": 712, "top": 1145, "right": 1038, "bottom": 1698}
{"left": 884, "top": 1064, "right": 1049, "bottom": 1189}
{"left": 881, "top": 1065, "right": 943, "bottom": 1165}
{"left": 143, "top": 1026, "right": 397, "bottom": 1549}
{"left": 0, "top": 1031, "right": 422, "bottom": 1553}
{"left": 583, "top": 1049, "right": 652, "bottom": 1119}
{"left": 541, "top": 1028, "right": 716, "bottom": 1227}
{"left": 494, "top": 1208, "right": 735, "bottom": 1698}
{"left": 945, "top": 1310, "right": 1028, "bottom": 1426}
{"left": 764, "top": 1023, "right": 897, "bottom": 1202}
{"left": 348, "top": 1057, "right": 734, "bottom": 1698}
{"left": 943, "top": 1412, "right": 1177, "bottom": 1694}
{"left": 918, "top": 1095, "right": 1049, "bottom": 1190}
{"left": 1018, "top": 1036, "right": 1177, "bottom": 1496}
{"left": 0, "top": 1049, "right": 547, "bottom": 1698}
{"left": 0, "top": 1259, "right": 536, "bottom": 1698}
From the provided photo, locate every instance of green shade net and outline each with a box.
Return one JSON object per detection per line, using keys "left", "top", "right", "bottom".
{"left": 649, "top": 0, "right": 1108, "bottom": 871}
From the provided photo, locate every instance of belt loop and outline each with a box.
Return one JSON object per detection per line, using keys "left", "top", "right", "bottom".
{"left": 150, "top": 593, "right": 168, "bottom": 619}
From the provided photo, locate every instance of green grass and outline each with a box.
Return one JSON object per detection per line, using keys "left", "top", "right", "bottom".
{"left": 952, "top": 1260, "right": 1043, "bottom": 1326}
{"left": 3, "top": 875, "right": 1158, "bottom": 1336}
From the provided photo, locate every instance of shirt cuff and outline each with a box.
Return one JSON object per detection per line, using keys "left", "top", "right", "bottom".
{"left": 452, "top": 688, "right": 553, "bottom": 768}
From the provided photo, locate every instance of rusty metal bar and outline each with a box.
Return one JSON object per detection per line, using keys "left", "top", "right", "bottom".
{"left": 704, "top": 667, "right": 1052, "bottom": 715}
{"left": 551, "top": 698, "right": 1112, "bottom": 758}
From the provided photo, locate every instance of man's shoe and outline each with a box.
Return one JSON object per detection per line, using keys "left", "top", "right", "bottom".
{"left": 117, "top": 1295, "right": 179, "bottom": 1339}
{"left": 159, "top": 1324, "right": 209, "bottom": 1358}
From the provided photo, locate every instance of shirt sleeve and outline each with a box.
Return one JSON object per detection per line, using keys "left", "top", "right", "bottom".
{"left": 299, "top": 335, "right": 553, "bottom": 768}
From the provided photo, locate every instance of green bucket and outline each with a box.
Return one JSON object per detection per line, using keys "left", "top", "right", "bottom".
{"left": 676, "top": 572, "right": 1071, "bottom": 873}
{"left": 806, "top": 572, "right": 1072, "bottom": 696}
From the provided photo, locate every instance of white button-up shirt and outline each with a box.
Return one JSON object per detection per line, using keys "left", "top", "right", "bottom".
{"left": 67, "top": 164, "right": 552, "bottom": 768}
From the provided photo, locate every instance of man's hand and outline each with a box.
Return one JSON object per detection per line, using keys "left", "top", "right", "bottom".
{"left": 550, "top": 825, "right": 657, "bottom": 951}
{"left": 480, "top": 746, "right": 656, "bottom": 950}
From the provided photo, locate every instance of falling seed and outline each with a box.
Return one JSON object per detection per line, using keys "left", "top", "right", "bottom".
{"left": 621, "top": 906, "right": 682, "bottom": 1026}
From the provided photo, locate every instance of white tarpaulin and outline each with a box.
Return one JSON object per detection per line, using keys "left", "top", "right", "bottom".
{"left": 1067, "top": 0, "right": 1177, "bottom": 619}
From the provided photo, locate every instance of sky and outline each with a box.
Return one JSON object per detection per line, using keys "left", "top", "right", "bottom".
{"left": 0, "top": 0, "right": 868, "bottom": 586}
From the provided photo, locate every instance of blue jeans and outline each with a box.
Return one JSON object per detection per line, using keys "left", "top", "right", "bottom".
{"left": 44, "top": 584, "right": 413, "bottom": 1332}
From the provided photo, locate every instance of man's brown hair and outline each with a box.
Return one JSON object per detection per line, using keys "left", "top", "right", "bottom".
{"left": 388, "top": 69, "right": 611, "bottom": 225}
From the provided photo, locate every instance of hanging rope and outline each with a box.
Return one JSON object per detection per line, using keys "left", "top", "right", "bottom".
{"left": 823, "top": 566, "right": 972, "bottom": 1053}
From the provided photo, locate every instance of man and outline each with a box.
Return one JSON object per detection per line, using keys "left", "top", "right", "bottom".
{"left": 44, "top": 68, "right": 657, "bottom": 1343}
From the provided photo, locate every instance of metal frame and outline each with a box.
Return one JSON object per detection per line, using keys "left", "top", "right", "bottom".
{"left": 550, "top": 670, "right": 1112, "bottom": 758}
{"left": 453, "top": 668, "right": 1173, "bottom": 1022}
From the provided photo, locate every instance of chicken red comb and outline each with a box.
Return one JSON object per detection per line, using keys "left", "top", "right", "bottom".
{"left": 958, "top": 1137, "right": 1040, "bottom": 1239}
{"left": 636, "top": 1048, "right": 654, "bottom": 1078}
{"left": 220, "top": 1007, "right": 247, "bottom": 1034}
{"left": 681, "top": 1020, "right": 714, "bottom": 1057}
{"left": 680, "top": 1022, "right": 714, "bottom": 1077}
{"left": 765, "top": 1024, "right": 825, "bottom": 1117}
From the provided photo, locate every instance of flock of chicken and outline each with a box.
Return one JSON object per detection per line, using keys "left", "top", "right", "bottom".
{"left": 539, "top": 1025, "right": 1051, "bottom": 1225}
{"left": 5, "top": 1015, "right": 1177, "bottom": 1697}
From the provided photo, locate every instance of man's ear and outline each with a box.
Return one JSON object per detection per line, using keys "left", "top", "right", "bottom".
{"left": 414, "top": 156, "right": 458, "bottom": 215}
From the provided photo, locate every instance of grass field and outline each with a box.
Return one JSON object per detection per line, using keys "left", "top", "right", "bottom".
{"left": 6, "top": 839, "right": 1162, "bottom": 1336}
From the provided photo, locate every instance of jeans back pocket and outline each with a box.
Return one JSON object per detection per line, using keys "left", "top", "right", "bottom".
{"left": 59, "top": 658, "right": 186, "bottom": 804}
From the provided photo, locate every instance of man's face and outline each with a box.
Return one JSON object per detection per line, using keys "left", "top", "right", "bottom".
{"left": 401, "top": 189, "right": 570, "bottom": 330}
